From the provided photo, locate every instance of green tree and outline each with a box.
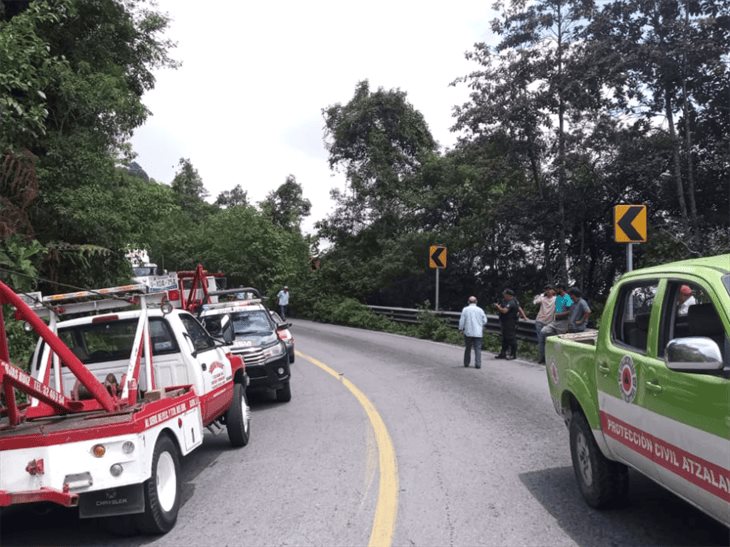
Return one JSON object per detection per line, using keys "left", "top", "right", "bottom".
{"left": 171, "top": 158, "right": 209, "bottom": 211}
{"left": 585, "top": 0, "right": 730, "bottom": 250}
{"left": 2, "top": 0, "right": 177, "bottom": 285}
{"left": 321, "top": 80, "right": 437, "bottom": 240}
{"left": 260, "top": 175, "right": 311, "bottom": 231}
{"left": 215, "top": 184, "right": 248, "bottom": 208}
{"left": 0, "top": 0, "right": 66, "bottom": 151}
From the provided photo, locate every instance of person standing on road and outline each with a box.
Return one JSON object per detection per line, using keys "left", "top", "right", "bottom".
{"left": 458, "top": 296, "right": 487, "bottom": 369}
{"left": 537, "top": 283, "right": 573, "bottom": 363}
{"left": 567, "top": 287, "right": 591, "bottom": 332}
{"left": 494, "top": 289, "right": 529, "bottom": 360}
{"left": 277, "top": 286, "right": 290, "bottom": 320}
{"left": 534, "top": 285, "right": 556, "bottom": 364}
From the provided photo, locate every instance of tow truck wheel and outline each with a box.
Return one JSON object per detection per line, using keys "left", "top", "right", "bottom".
{"left": 226, "top": 383, "right": 251, "bottom": 447}
{"left": 569, "top": 411, "right": 629, "bottom": 509}
{"left": 135, "top": 434, "right": 181, "bottom": 534}
{"left": 276, "top": 381, "right": 291, "bottom": 403}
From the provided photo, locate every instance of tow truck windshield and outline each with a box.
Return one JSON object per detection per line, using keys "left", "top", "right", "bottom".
{"left": 231, "top": 311, "right": 272, "bottom": 335}
{"left": 55, "top": 318, "right": 179, "bottom": 365}
{"left": 133, "top": 266, "right": 157, "bottom": 276}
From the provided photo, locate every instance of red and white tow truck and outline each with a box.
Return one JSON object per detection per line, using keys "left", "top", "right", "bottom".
{"left": 0, "top": 280, "right": 250, "bottom": 534}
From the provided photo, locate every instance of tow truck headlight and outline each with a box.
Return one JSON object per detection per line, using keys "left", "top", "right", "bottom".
{"left": 122, "top": 441, "right": 135, "bottom": 454}
{"left": 262, "top": 342, "right": 286, "bottom": 360}
{"left": 110, "top": 463, "right": 124, "bottom": 477}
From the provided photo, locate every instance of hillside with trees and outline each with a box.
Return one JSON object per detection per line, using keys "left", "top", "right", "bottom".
{"left": 1, "top": 0, "right": 728, "bottom": 319}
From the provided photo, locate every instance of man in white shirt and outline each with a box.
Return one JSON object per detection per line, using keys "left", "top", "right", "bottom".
{"left": 458, "top": 296, "right": 487, "bottom": 369}
{"left": 277, "top": 286, "right": 290, "bottom": 319}
{"left": 534, "top": 285, "right": 556, "bottom": 364}
{"left": 677, "top": 284, "right": 696, "bottom": 316}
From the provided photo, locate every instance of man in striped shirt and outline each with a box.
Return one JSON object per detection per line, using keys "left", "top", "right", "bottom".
{"left": 537, "top": 283, "right": 573, "bottom": 364}
{"left": 534, "top": 285, "right": 556, "bottom": 364}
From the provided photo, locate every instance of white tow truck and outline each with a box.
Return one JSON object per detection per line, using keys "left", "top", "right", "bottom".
{"left": 125, "top": 249, "right": 178, "bottom": 294}
{"left": 0, "top": 280, "right": 251, "bottom": 534}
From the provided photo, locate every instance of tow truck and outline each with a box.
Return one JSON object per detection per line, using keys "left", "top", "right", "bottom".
{"left": 0, "top": 280, "right": 251, "bottom": 534}
{"left": 126, "top": 249, "right": 178, "bottom": 294}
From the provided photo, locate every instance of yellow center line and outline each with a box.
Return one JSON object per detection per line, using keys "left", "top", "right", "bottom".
{"left": 296, "top": 350, "right": 399, "bottom": 547}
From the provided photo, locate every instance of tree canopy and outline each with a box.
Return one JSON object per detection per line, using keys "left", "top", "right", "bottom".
{"left": 1, "top": 0, "right": 727, "bottom": 319}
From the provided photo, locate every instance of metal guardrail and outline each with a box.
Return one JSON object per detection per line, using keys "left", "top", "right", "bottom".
{"left": 367, "top": 305, "right": 539, "bottom": 343}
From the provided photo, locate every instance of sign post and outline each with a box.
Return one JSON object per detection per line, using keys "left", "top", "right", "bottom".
{"left": 429, "top": 245, "right": 447, "bottom": 311}
{"left": 614, "top": 204, "right": 647, "bottom": 273}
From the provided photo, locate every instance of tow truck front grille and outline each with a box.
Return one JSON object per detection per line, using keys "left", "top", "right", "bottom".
{"left": 234, "top": 347, "right": 265, "bottom": 367}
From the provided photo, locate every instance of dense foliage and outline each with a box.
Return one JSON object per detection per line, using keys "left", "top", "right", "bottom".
{"left": 314, "top": 0, "right": 730, "bottom": 311}
{"left": 0, "top": 1, "right": 312, "bottom": 304}
{"left": 1, "top": 0, "right": 728, "bottom": 346}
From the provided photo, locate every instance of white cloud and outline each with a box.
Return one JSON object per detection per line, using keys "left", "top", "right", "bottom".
{"left": 130, "top": 0, "right": 493, "bottom": 232}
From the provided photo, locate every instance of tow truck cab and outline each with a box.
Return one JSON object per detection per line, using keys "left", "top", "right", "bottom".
{"left": 545, "top": 254, "right": 730, "bottom": 527}
{"left": 31, "top": 309, "right": 246, "bottom": 425}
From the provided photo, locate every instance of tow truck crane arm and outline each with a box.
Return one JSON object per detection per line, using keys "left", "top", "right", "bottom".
{"left": 0, "top": 281, "right": 117, "bottom": 426}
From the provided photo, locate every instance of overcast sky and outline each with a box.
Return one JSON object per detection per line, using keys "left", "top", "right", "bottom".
{"left": 130, "top": 0, "right": 493, "bottom": 232}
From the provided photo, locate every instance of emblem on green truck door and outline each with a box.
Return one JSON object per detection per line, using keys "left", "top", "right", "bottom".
{"left": 618, "top": 355, "right": 637, "bottom": 403}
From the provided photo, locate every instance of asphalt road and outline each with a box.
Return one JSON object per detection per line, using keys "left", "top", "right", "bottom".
{"left": 1, "top": 320, "right": 728, "bottom": 546}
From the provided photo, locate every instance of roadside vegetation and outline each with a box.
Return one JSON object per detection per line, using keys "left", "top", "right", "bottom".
{"left": 1, "top": 0, "right": 728, "bottom": 365}
{"left": 307, "top": 297, "right": 538, "bottom": 359}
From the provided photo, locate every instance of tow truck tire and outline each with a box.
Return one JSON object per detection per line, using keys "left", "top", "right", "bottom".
{"left": 135, "top": 434, "right": 181, "bottom": 535}
{"left": 569, "top": 411, "right": 629, "bottom": 509}
{"left": 276, "top": 381, "right": 291, "bottom": 403}
{"left": 226, "top": 383, "right": 251, "bottom": 447}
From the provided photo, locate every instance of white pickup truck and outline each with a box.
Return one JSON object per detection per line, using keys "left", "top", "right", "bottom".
{"left": 0, "top": 283, "right": 251, "bottom": 535}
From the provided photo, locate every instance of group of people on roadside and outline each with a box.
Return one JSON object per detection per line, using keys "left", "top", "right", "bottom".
{"left": 533, "top": 283, "right": 591, "bottom": 364}
{"left": 458, "top": 284, "right": 591, "bottom": 369}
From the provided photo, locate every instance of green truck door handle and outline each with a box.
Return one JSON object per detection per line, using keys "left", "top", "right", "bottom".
{"left": 645, "top": 380, "right": 663, "bottom": 394}
{"left": 598, "top": 363, "right": 610, "bottom": 375}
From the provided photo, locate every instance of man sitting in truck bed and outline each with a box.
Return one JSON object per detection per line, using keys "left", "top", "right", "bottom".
{"left": 567, "top": 287, "right": 591, "bottom": 333}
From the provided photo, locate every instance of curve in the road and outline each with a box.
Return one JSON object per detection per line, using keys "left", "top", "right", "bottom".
{"left": 297, "top": 350, "right": 399, "bottom": 547}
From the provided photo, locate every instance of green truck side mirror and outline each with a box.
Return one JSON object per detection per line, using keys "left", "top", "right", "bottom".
{"left": 665, "top": 337, "right": 723, "bottom": 373}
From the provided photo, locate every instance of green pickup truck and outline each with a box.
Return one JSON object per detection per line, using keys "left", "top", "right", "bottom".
{"left": 546, "top": 254, "right": 729, "bottom": 527}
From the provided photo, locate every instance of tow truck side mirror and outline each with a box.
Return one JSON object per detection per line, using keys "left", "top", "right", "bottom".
{"left": 276, "top": 323, "right": 291, "bottom": 331}
{"left": 665, "top": 337, "right": 723, "bottom": 373}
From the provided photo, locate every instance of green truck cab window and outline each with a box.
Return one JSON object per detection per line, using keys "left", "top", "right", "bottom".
{"left": 611, "top": 281, "right": 659, "bottom": 354}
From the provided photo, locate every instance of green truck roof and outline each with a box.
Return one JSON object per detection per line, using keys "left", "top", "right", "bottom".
{"left": 623, "top": 253, "right": 730, "bottom": 278}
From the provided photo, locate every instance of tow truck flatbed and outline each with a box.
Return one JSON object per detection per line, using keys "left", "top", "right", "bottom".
{"left": 0, "top": 386, "right": 195, "bottom": 447}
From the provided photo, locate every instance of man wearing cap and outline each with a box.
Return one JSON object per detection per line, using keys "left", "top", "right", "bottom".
{"left": 494, "top": 289, "right": 529, "bottom": 360}
{"left": 277, "top": 286, "right": 290, "bottom": 320}
{"left": 677, "top": 285, "right": 696, "bottom": 316}
{"left": 567, "top": 287, "right": 591, "bottom": 333}
{"left": 459, "top": 296, "right": 487, "bottom": 369}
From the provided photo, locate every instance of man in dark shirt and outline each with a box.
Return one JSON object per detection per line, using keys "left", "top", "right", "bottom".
{"left": 494, "top": 289, "right": 528, "bottom": 360}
